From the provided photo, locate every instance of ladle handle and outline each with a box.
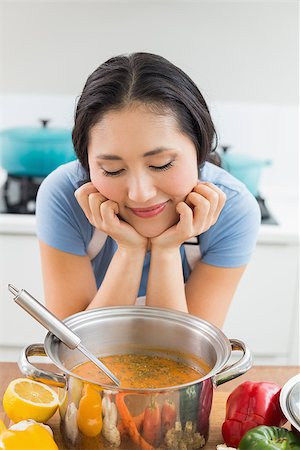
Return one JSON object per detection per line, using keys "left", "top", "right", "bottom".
{"left": 8, "top": 284, "right": 81, "bottom": 349}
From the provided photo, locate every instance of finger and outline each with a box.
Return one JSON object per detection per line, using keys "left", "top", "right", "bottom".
{"left": 186, "top": 192, "right": 211, "bottom": 225}
{"left": 74, "top": 181, "right": 98, "bottom": 197}
{"left": 192, "top": 183, "right": 226, "bottom": 224}
{"left": 199, "top": 183, "right": 227, "bottom": 222}
{"left": 194, "top": 182, "right": 226, "bottom": 206}
{"left": 75, "top": 186, "right": 98, "bottom": 225}
{"left": 88, "top": 192, "right": 106, "bottom": 228}
{"left": 100, "top": 200, "right": 120, "bottom": 228}
{"left": 74, "top": 182, "right": 107, "bottom": 225}
{"left": 176, "top": 201, "right": 193, "bottom": 233}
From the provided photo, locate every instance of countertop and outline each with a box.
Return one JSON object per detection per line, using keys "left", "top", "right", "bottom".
{"left": 0, "top": 188, "right": 298, "bottom": 244}
{"left": 0, "top": 211, "right": 298, "bottom": 244}
{"left": 0, "top": 165, "right": 298, "bottom": 243}
{"left": 0, "top": 364, "right": 299, "bottom": 449}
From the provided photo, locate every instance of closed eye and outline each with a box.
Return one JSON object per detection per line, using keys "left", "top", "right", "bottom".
{"left": 101, "top": 168, "right": 124, "bottom": 177}
{"left": 101, "top": 160, "right": 174, "bottom": 177}
{"left": 150, "top": 161, "right": 174, "bottom": 171}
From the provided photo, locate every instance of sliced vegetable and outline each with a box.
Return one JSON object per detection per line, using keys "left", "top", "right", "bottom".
{"left": 161, "top": 399, "right": 177, "bottom": 435}
{"left": 102, "top": 394, "right": 120, "bottom": 447}
{"left": 164, "top": 420, "right": 205, "bottom": 449}
{"left": 222, "top": 381, "right": 287, "bottom": 447}
{"left": 239, "top": 425, "right": 300, "bottom": 449}
{"left": 64, "top": 402, "right": 78, "bottom": 444}
{"left": 115, "top": 393, "right": 154, "bottom": 450}
{"left": 77, "top": 384, "right": 102, "bottom": 437}
{"left": 118, "top": 410, "right": 144, "bottom": 436}
{"left": 143, "top": 398, "right": 161, "bottom": 446}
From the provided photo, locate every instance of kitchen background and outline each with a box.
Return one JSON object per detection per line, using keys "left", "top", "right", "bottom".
{"left": 0, "top": 0, "right": 298, "bottom": 365}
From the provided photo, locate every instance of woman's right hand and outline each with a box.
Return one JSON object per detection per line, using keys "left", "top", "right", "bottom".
{"left": 74, "top": 182, "right": 148, "bottom": 251}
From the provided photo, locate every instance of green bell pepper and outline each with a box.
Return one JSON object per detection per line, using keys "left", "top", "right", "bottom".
{"left": 239, "top": 426, "right": 300, "bottom": 450}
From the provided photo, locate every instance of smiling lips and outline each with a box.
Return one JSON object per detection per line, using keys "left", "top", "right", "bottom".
{"left": 129, "top": 201, "right": 168, "bottom": 218}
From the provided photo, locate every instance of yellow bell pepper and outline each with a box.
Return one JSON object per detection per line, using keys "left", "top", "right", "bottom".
{"left": 0, "top": 419, "right": 58, "bottom": 450}
{"left": 77, "top": 383, "right": 103, "bottom": 437}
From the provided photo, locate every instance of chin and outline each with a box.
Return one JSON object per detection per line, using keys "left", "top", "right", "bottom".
{"left": 133, "top": 217, "right": 177, "bottom": 239}
{"left": 135, "top": 225, "right": 166, "bottom": 239}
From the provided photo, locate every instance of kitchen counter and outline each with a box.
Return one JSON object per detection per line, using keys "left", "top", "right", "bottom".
{"left": 0, "top": 165, "right": 298, "bottom": 243}
{"left": 0, "top": 210, "right": 298, "bottom": 243}
{"left": 0, "top": 364, "right": 299, "bottom": 449}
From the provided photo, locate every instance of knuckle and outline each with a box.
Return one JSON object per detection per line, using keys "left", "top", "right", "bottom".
{"left": 77, "top": 182, "right": 93, "bottom": 194}
{"left": 201, "top": 197, "right": 211, "bottom": 210}
{"left": 221, "top": 191, "right": 227, "bottom": 202}
{"left": 88, "top": 192, "right": 101, "bottom": 203}
{"left": 210, "top": 191, "right": 219, "bottom": 203}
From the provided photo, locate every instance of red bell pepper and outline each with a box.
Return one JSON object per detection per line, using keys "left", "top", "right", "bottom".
{"left": 222, "top": 381, "right": 287, "bottom": 448}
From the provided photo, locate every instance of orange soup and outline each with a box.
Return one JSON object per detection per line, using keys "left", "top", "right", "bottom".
{"left": 73, "top": 354, "right": 204, "bottom": 388}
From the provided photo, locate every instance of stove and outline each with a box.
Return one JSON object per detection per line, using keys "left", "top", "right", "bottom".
{"left": 0, "top": 174, "right": 44, "bottom": 214}
{"left": 256, "top": 194, "right": 278, "bottom": 225}
{"left": 0, "top": 173, "right": 278, "bottom": 224}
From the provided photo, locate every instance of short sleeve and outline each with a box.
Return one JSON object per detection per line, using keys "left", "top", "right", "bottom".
{"left": 35, "top": 162, "right": 92, "bottom": 256}
{"left": 200, "top": 187, "right": 261, "bottom": 268}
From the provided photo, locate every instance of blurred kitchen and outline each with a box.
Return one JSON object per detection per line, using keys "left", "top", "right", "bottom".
{"left": 0, "top": 0, "right": 298, "bottom": 364}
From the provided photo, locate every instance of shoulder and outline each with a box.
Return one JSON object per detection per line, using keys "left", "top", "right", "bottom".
{"left": 200, "top": 162, "right": 249, "bottom": 200}
{"left": 38, "top": 160, "right": 88, "bottom": 195}
{"left": 36, "top": 161, "right": 93, "bottom": 255}
{"left": 198, "top": 162, "right": 261, "bottom": 267}
{"left": 36, "top": 160, "right": 90, "bottom": 216}
{"left": 200, "top": 162, "right": 260, "bottom": 217}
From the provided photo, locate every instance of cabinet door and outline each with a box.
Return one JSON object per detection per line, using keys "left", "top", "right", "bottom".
{"left": 223, "top": 243, "right": 299, "bottom": 363}
{"left": 0, "top": 234, "right": 47, "bottom": 346}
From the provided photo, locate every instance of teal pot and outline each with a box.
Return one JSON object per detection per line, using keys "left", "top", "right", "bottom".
{"left": 0, "top": 119, "right": 76, "bottom": 177}
{"left": 219, "top": 147, "right": 272, "bottom": 197}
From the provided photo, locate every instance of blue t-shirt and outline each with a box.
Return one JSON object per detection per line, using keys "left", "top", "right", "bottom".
{"left": 36, "top": 160, "right": 261, "bottom": 296}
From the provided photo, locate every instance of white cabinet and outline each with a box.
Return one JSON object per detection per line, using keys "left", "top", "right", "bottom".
{"left": 0, "top": 232, "right": 47, "bottom": 360}
{"left": 0, "top": 216, "right": 299, "bottom": 364}
{"left": 223, "top": 241, "right": 299, "bottom": 365}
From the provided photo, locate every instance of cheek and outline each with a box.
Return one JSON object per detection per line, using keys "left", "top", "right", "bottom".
{"left": 163, "top": 166, "right": 198, "bottom": 199}
{"left": 90, "top": 175, "right": 122, "bottom": 202}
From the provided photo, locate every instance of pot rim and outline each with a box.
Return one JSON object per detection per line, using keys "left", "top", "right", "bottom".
{"left": 280, "top": 374, "right": 300, "bottom": 432}
{"left": 0, "top": 126, "right": 72, "bottom": 142}
{"left": 44, "top": 306, "right": 232, "bottom": 393}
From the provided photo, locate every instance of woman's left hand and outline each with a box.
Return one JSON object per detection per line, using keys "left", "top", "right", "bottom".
{"left": 150, "top": 182, "right": 226, "bottom": 250}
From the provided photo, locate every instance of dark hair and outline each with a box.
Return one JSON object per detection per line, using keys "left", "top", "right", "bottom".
{"left": 72, "top": 52, "right": 219, "bottom": 174}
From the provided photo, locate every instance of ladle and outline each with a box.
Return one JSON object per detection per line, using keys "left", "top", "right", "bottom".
{"left": 8, "top": 284, "right": 120, "bottom": 386}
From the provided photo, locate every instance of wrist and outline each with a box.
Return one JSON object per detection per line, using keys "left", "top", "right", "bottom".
{"left": 150, "top": 234, "right": 183, "bottom": 252}
{"left": 116, "top": 244, "right": 147, "bottom": 258}
{"left": 150, "top": 244, "right": 181, "bottom": 258}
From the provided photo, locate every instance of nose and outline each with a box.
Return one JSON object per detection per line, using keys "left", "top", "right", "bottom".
{"left": 127, "top": 173, "right": 157, "bottom": 204}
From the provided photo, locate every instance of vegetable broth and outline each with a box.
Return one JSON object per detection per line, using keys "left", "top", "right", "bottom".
{"left": 73, "top": 353, "right": 205, "bottom": 388}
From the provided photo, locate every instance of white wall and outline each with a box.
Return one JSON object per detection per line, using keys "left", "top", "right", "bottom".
{"left": 0, "top": 0, "right": 298, "bottom": 192}
{"left": 1, "top": 0, "right": 298, "bottom": 103}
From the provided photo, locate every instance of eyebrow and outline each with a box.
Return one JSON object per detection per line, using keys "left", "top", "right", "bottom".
{"left": 96, "top": 147, "right": 174, "bottom": 161}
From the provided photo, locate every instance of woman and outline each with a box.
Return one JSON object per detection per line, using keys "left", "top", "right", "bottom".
{"left": 36, "top": 52, "right": 260, "bottom": 328}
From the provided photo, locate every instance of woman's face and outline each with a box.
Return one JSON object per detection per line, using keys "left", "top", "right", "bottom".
{"left": 88, "top": 104, "right": 199, "bottom": 238}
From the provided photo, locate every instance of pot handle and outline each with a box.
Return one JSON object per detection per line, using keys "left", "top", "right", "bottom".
{"left": 18, "top": 343, "right": 66, "bottom": 388}
{"left": 213, "top": 339, "right": 253, "bottom": 387}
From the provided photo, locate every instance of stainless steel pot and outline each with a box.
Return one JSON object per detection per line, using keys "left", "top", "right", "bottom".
{"left": 19, "top": 307, "right": 252, "bottom": 449}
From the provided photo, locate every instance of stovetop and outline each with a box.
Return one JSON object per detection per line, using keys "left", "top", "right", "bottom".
{"left": 256, "top": 195, "right": 278, "bottom": 225}
{"left": 0, "top": 173, "right": 279, "bottom": 225}
{"left": 0, "top": 174, "right": 44, "bottom": 215}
